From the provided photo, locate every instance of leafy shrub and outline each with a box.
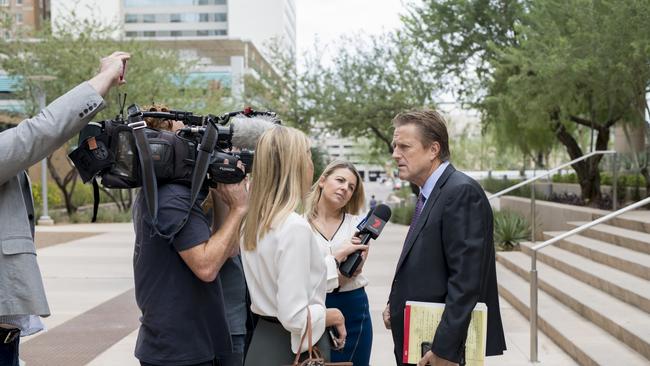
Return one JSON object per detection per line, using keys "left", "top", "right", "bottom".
{"left": 52, "top": 207, "right": 133, "bottom": 223}
{"left": 395, "top": 186, "right": 415, "bottom": 200}
{"left": 390, "top": 203, "right": 415, "bottom": 225}
{"left": 493, "top": 210, "right": 530, "bottom": 251}
{"left": 480, "top": 177, "right": 522, "bottom": 194}
{"left": 31, "top": 182, "right": 63, "bottom": 208}
{"left": 551, "top": 173, "right": 577, "bottom": 184}
{"left": 71, "top": 183, "right": 96, "bottom": 208}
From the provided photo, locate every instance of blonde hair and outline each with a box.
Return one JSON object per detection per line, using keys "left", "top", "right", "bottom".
{"left": 242, "top": 126, "right": 312, "bottom": 250}
{"left": 305, "top": 160, "right": 365, "bottom": 224}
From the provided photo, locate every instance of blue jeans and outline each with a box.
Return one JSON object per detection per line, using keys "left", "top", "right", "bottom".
{"left": 326, "top": 287, "right": 373, "bottom": 366}
{"left": 0, "top": 330, "right": 19, "bottom": 366}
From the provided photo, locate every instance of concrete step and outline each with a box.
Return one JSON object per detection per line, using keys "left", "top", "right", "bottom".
{"left": 543, "top": 231, "right": 650, "bottom": 280}
{"left": 497, "top": 251, "right": 650, "bottom": 359}
{"left": 519, "top": 242, "right": 650, "bottom": 313}
{"left": 496, "top": 263, "right": 649, "bottom": 366}
{"left": 593, "top": 212, "right": 650, "bottom": 232}
{"left": 568, "top": 222, "right": 650, "bottom": 255}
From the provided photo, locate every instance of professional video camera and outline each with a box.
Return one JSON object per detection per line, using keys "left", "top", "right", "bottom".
{"left": 69, "top": 102, "right": 279, "bottom": 225}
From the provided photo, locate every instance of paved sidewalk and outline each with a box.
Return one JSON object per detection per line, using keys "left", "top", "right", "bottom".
{"left": 20, "top": 222, "right": 576, "bottom": 365}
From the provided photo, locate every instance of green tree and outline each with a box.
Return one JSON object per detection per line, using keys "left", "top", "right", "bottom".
{"left": 404, "top": 0, "right": 650, "bottom": 205}
{"left": 0, "top": 10, "right": 227, "bottom": 215}
{"left": 482, "top": 0, "right": 650, "bottom": 205}
{"left": 306, "top": 32, "right": 437, "bottom": 154}
{"left": 243, "top": 38, "right": 312, "bottom": 130}
{"left": 402, "top": 0, "right": 526, "bottom": 102}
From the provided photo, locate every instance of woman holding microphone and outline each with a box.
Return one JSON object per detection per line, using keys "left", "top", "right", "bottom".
{"left": 241, "top": 126, "right": 346, "bottom": 365}
{"left": 306, "top": 160, "right": 373, "bottom": 366}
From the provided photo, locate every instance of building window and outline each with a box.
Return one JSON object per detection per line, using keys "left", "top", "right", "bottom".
{"left": 170, "top": 13, "right": 181, "bottom": 23}
{"left": 197, "top": 30, "right": 209, "bottom": 36}
{"left": 171, "top": 30, "right": 182, "bottom": 37}
{"left": 125, "top": 31, "right": 138, "bottom": 37}
{"left": 15, "top": 13, "right": 22, "bottom": 24}
{"left": 214, "top": 13, "right": 226, "bottom": 22}
{"left": 0, "top": 0, "right": 7, "bottom": 6}
{"left": 213, "top": 29, "right": 226, "bottom": 35}
{"left": 16, "top": 0, "right": 22, "bottom": 5}
{"left": 142, "top": 14, "right": 155, "bottom": 23}
{"left": 125, "top": 14, "right": 138, "bottom": 23}
{"left": 143, "top": 31, "right": 155, "bottom": 37}
{"left": 199, "top": 13, "right": 209, "bottom": 22}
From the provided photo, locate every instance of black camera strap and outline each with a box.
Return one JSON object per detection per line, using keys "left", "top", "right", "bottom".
{"left": 128, "top": 120, "right": 159, "bottom": 226}
{"left": 91, "top": 178, "right": 100, "bottom": 222}
{"left": 128, "top": 115, "right": 217, "bottom": 241}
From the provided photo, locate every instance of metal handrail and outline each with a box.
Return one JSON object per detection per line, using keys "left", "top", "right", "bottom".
{"left": 487, "top": 150, "right": 618, "bottom": 243}
{"left": 528, "top": 195, "right": 650, "bottom": 362}
{"left": 488, "top": 150, "right": 616, "bottom": 201}
{"left": 485, "top": 149, "right": 623, "bottom": 362}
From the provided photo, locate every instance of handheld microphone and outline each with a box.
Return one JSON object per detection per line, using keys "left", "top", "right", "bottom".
{"left": 339, "top": 204, "right": 392, "bottom": 277}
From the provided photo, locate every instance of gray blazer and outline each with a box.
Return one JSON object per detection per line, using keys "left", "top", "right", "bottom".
{"left": 0, "top": 82, "right": 104, "bottom": 317}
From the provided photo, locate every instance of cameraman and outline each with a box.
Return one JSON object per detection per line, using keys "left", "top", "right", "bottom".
{"left": 0, "top": 51, "right": 130, "bottom": 366}
{"left": 132, "top": 112, "right": 249, "bottom": 365}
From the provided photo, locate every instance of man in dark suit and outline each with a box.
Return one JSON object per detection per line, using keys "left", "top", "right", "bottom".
{"left": 384, "top": 109, "right": 506, "bottom": 366}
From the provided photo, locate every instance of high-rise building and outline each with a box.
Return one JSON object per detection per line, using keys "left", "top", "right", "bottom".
{"left": 119, "top": 0, "right": 295, "bottom": 55}
{"left": 0, "top": 0, "right": 49, "bottom": 39}
{"left": 49, "top": 0, "right": 295, "bottom": 100}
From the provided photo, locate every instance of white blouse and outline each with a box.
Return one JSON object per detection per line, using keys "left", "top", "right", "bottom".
{"left": 240, "top": 212, "right": 328, "bottom": 354}
{"left": 312, "top": 213, "right": 370, "bottom": 293}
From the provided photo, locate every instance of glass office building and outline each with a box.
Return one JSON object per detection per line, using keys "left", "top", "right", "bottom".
{"left": 123, "top": 0, "right": 229, "bottom": 38}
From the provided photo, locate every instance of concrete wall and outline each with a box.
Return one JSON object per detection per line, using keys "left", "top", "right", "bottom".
{"left": 533, "top": 182, "right": 647, "bottom": 204}
{"left": 498, "top": 196, "right": 610, "bottom": 240}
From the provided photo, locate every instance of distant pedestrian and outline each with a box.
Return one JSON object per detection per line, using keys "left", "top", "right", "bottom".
{"left": 369, "top": 195, "right": 377, "bottom": 211}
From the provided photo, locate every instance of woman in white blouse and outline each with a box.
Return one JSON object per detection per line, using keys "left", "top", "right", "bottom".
{"left": 305, "top": 160, "right": 373, "bottom": 366}
{"left": 240, "top": 126, "right": 346, "bottom": 365}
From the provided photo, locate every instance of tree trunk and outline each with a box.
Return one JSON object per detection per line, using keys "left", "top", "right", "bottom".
{"left": 552, "top": 120, "right": 606, "bottom": 206}
{"left": 47, "top": 156, "right": 79, "bottom": 216}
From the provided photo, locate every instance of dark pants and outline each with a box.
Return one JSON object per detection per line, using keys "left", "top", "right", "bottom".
{"left": 326, "top": 287, "right": 373, "bottom": 366}
{"left": 244, "top": 317, "right": 330, "bottom": 366}
{"left": 217, "top": 334, "right": 245, "bottom": 366}
{"left": 140, "top": 361, "right": 217, "bottom": 366}
{"left": 0, "top": 328, "right": 20, "bottom": 366}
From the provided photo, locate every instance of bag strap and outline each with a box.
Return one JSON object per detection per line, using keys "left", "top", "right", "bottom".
{"left": 292, "top": 308, "right": 316, "bottom": 365}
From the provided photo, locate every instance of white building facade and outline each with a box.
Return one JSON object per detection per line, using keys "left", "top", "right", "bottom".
{"left": 50, "top": 0, "right": 296, "bottom": 100}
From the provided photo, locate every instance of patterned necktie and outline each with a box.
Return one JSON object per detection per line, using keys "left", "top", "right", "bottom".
{"left": 405, "top": 193, "right": 426, "bottom": 242}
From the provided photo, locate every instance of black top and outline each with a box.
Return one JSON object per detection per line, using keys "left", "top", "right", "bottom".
{"left": 132, "top": 184, "right": 232, "bottom": 365}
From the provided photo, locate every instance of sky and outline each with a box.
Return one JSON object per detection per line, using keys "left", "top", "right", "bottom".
{"left": 294, "top": 0, "right": 479, "bottom": 128}
{"left": 296, "top": 0, "right": 407, "bottom": 58}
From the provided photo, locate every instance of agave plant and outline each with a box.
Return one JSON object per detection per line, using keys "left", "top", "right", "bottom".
{"left": 493, "top": 210, "right": 530, "bottom": 251}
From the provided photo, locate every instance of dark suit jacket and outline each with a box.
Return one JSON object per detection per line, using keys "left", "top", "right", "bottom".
{"left": 389, "top": 164, "right": 506, "bottom": 364}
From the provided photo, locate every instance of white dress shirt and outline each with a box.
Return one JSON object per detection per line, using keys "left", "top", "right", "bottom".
{"left": 241, "top": 212, "right": 328, "bottom": 354}
{"left": 312, "top": 214, "right": 369, "bottom": 293}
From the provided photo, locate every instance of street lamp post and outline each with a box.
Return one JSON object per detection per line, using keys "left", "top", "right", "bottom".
{"left": 30, "top": 76, "right": 56, "bottom": 226}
